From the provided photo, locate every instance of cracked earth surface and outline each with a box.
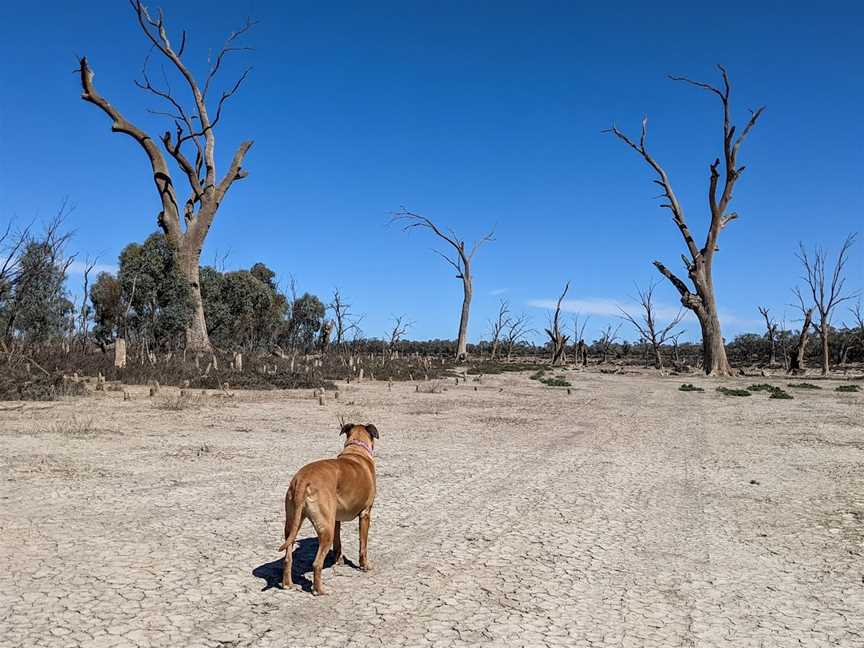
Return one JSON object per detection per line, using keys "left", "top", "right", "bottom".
{"left": 1, "top": 371, "right": 863, "bottom": 647}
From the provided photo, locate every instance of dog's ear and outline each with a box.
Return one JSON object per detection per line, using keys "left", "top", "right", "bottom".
{"left": 340, "top": 423, "right": 353, "bottom": 436}
{"left": 365, "top": 424, "right": 379, "bottom": 439}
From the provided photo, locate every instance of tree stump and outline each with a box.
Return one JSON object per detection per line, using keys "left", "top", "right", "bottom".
{"left": 114, "top": 338, "right": 127, "bottom": 369}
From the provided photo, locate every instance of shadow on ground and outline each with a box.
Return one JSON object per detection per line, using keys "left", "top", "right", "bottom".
{"left": 252, "top": 537, "right": 360, "bottom": 592}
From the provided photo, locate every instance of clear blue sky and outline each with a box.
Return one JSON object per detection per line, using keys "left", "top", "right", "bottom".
{"left": 1, "top": 1, "right": 861, "bottom": 343}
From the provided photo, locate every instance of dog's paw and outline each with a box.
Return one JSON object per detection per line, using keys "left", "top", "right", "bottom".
{"left": 312, "top": 588, "right": 328, "bottom": 596}
{"left": 359, "top": 562, "right": 372, "bottom": 572}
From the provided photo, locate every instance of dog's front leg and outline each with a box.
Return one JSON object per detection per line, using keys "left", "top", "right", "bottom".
{"left": 358, "top": 509, "right": 372, "bottom": 572}
{"left": 332, "top": 521, "right": 343, "bottom": 565}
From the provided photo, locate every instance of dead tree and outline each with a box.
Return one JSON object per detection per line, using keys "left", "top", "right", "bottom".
{"left": 545, "top": 282, "right": 570, "bottom": 366}
{"left": 596, "top": 323, "right": 622, "bottom": 364}
{"left": 757, "top": 306, "right": 779, "bottom": 366}
{"left": 328, "top": 288, "right": 362, "bottom": 355}
{"left": 606, "top": 66, "right": 765, "bottom": 376}
{"left": 796, "top": 233, "right": 857, "bottom": 375}
{"left": 488, "top": 299, "right": 511, "bottom": 360}
{"left": 77, "top": 1, "right": 254, "bottom": 351}
{"left": 619, "top": 281, "right": 685, "bottom": 370}
{"left": 386, "top": 316, "right": 411, "bottom": 361}
{"left": 78, "top": 256, "right": 99, "bottom": 351}
{"left": 504, "top": 312, "right": 532, "bottom": 360}
{"left": 392, "top": 210, "right": 494, "bottom": 360}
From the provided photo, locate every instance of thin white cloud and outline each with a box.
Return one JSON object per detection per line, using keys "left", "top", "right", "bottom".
{"left": 527, "top": 296, "right": 686, "bottom": 320}
{"left": 489, "top": 288, "right": 508, "bottom": 296}
{"left": 528, "top": 295, "right": 759, "bottom": 334}
{"left": 67, "top": 260, "right": 118, "bottom": 276}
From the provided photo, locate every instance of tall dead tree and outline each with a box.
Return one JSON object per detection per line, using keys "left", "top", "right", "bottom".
{"left": 606, "top": 66, "right": 765, "bottom": 376}
{"left": 392, "top": 210, "right": 494, "bottom": 360}
{"left": 619, "top": 281, "right": 685, "bottom": 370}
{"left": 78, "top": 1, "right": 254, "bottom": 351}
{"left": 796, "top": 234, "right": 857, "bottom": 375}
{"left": 545, "top": 282, "right": 570, "bottom": 366}
{"left": 757, "top": 306, "right": 779, "bottom": 366}
{"left": 488, "top": 298, "right": 511, "bottom": 360}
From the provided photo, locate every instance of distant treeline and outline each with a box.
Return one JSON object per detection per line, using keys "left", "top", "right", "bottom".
{"left": 1, "top": 222, "right": 862, "bottom": 371}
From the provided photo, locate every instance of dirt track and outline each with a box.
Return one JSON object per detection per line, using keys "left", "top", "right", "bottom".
{"left": 1, "top": 370, "right": 863, "bottom": 647}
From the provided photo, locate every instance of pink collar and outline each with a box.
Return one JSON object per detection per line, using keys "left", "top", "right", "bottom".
{"left": 343, "top": 439, "right": 374, "bottom": 458}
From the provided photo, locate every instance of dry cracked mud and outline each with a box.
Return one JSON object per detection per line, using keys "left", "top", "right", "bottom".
{"left": 1, "top": 370, "right": 863, "bottom": 647}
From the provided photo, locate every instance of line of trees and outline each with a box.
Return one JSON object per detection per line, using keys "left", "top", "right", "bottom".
{"left": 2, "top": 213, "right": 860, "bottom": 373}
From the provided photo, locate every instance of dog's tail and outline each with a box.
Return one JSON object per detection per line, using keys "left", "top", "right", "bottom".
{"left": 277, "top": 481, "right": 307, "bottom": 552}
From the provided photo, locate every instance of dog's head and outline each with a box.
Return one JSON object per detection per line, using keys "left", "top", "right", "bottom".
{"left": 339, "top": 423, "right": 379, "bottom": 449}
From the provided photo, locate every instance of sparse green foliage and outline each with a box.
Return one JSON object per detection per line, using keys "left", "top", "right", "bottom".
{"left": 540, "top": 377, "right": 571, "bottom": 387}
{"left": 679, "top": 383, "right": 704, "bottom": 392}
{"left": 835, "top": 384, "right": 861, "bottom": 393}
{"left": 787, "top": 382, "right": 821, "bottom": 390}
{"left": 717, "top": 387, "right": 751, "bottom": 397}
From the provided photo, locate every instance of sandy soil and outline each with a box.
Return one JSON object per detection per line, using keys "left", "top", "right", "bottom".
{"left": 1, "top": 370, "right": 862, "bottom": 647}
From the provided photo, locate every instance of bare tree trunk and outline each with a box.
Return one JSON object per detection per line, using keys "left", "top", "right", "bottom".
{"left": 789, "top": 309, "right": 813, "bottom": 374}
{"left": 699, "top": 308, "right": 732, "bottom": 376}
{"left": 820, "top": 321, "right": 830, "bottom": 376}
{"left": 651, "top": 342, "right": 662, "bottom": 370}
{"left": 456, "top": 276, "right": 471, "bottom": 360}
{"left": 177, "top": 246, "right": 211, "bottom": 352}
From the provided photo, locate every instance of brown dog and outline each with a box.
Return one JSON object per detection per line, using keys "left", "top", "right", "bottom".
{"left": 278, "top": 423, "right": 378, "bottom": 595}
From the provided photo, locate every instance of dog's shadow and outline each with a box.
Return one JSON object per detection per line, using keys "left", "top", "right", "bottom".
{"left": 252, "top": 537, "right": 361, "bottom": 592}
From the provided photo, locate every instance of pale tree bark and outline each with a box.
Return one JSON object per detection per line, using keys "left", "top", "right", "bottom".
{"left": 545, "top": 282, "right": 570, "bottom": 366}
{"left": 392, "top": 210, "right": 494, "bottom": 360}
{"left": 619, "top": 280, "right": 685, "bottom": 370}
{"left": 796, "top": 234, "right": 857, "bottom": 376}
{"left": 757, "top": 306, "right": 778, "bottom": 366}
{"left": 788, "top": 300, "right": 814, "bottom": 375}
{"left": 606, "top": 66, "right": 765, "bottom": 376}
{"left": 77, "top": 1, "right": 254, "bottom": 352}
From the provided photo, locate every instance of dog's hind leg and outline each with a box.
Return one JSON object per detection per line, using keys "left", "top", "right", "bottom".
{"left": 278, "top": 488, "right": 305, "bottom": 590}
{"left": 310, "top": 516, "right": 334, "bottom": 596}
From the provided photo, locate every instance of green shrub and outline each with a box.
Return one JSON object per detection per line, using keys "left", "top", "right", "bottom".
{"left": 836, "top": 384, "right": 861, "bottom": 393}
{"left": 679, "top": 383, "right": 704, "bottom": 392}
{"left": 747, "top": 383, "right": 775, "bottom": 392}
{"left": 540, "top": 377, "right": 571, "bottom": 387}
{"left": 787, "top": 382, "right": 821, "bottom": 390}
{"left": 747, "top": 383, "right": 793, "bottom": 399}
{"left": 717, "top": 387, "right": 751, "bottom": 397}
